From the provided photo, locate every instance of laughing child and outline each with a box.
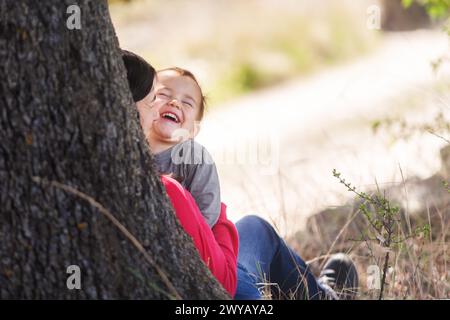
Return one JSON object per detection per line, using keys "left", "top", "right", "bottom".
{"left": 147, "top": 67, "right": 221, "bottom": 228}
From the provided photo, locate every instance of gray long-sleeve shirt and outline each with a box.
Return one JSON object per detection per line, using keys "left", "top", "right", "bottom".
{"left": 153, "top": 139, "right": 221, "bottom": 227}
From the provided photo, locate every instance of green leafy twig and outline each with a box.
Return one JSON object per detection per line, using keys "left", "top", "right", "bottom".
{"left": 332, "top": 170, "right": 431, "bottom": 300}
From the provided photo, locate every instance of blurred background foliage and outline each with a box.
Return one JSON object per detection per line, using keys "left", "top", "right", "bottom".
{"left": 403, "top": 0, "right": 450, "bottom": 19}
{"left": 109, "top": 0, "right": 379, "bottom": 106}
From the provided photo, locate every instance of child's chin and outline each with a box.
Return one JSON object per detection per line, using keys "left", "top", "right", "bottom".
{"left": 155, "top": 122, "right": 191, "bottom": 142}
{"left": 155, "top": 122, "right": 178, "bottom": 137}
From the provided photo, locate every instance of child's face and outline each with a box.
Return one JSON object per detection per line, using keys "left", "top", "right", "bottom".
{"left": 150, "top": 70, "right": 202, "bottom": 143}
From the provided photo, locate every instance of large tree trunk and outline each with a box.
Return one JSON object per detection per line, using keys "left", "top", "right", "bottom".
{"left": 0, "top": 0, "right": 228, "bottom": 299}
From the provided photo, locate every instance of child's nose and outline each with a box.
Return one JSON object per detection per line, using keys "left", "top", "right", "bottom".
{"left": 169, "top": 99, "right": 181, "bottom": 109}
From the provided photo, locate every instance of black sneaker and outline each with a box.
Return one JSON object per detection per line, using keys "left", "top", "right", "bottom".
{"left": 318, "top": 253, "right": 359, "bottom": 300}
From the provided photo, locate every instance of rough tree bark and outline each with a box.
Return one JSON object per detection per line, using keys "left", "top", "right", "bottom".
{"left": 0, "top": 0, "right": 229, "bottom": 299}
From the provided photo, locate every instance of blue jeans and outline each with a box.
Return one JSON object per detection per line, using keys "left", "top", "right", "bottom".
{"left": 235, "top": 215, "right": 327, "bottom": 300}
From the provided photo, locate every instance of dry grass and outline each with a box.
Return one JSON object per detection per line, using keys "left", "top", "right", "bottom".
{"left": 287, "top": 186, "right": 449, "bottom": 300}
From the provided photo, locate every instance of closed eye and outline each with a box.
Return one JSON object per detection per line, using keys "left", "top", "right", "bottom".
{"left": 183, "top": 101, "right": 193, "bottom": 108}
{"left": 157, "top": 92, "right": 170, "bottom": 98}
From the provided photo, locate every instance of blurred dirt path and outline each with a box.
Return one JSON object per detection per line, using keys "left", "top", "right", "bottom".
{"left": 196, "top": 30, "right": 450, "bottom": 236}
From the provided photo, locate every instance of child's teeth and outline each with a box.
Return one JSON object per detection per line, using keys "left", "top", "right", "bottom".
{"left": 163, "top": 112, "right": 178, "bottom": 122}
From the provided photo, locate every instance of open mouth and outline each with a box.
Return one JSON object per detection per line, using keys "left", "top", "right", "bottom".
{"left": 161, "top": 112, "right": 180, "bottom": 123}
